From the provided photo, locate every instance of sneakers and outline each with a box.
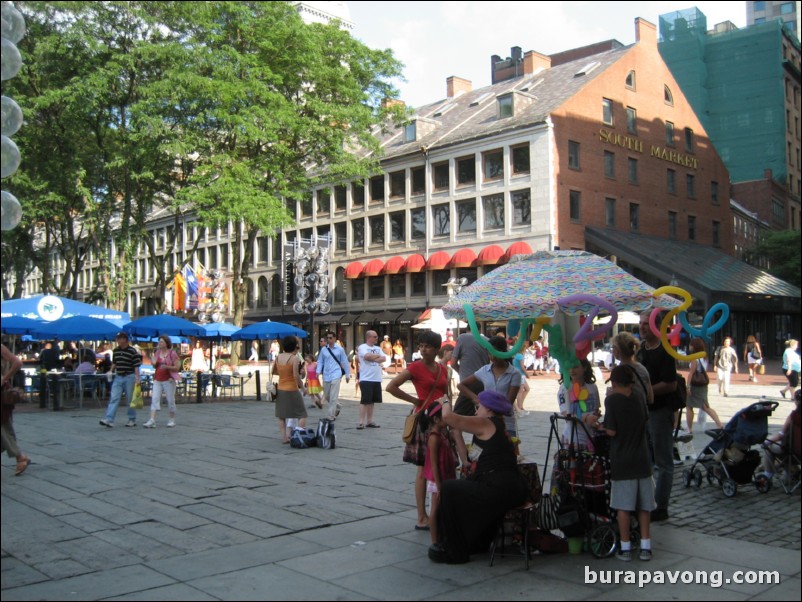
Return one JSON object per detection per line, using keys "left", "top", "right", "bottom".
{"left": 99, "top": 418, "right": 114, "bottom": 428}
{"left": 125, "top": 419, "right": 136, "bottom": 427}
{"left": 143, "top": 419, "right": 156, "bottom": 428}
{"left": 639, "top": 549, "right": 653, "bottom": 561}
{"left": 167, "top": 420, "right": 176, "bottom": 428}
{"left": 334, "top": 402, "right": 342, "bottom": 418}
{"left": 780, "top": 389, "right": 787, "bottom": 398}
{"left": 616, "top": 549, "right": 632, "bottom": 562}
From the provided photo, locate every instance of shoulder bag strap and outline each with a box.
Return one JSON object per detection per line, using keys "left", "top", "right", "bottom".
{"left": 325, "top": 346, "right": 345, "bottom": 376}
{"left": 418, "top": 364, "right": 446, "bottom": 413}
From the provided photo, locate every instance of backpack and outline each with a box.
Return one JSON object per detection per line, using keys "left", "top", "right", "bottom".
{"left": 316, "top": 418, "right": 336, "bottom": 449}
{"left": 672, "top": 373, "right": 687, "bottom": 411}
{"left": 290, "top": 427, "right": 318, "bottom": 449}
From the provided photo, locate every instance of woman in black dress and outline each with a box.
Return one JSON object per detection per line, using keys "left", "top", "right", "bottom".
{"left": 430, "top": 390, "right": 527, "bottom": 564}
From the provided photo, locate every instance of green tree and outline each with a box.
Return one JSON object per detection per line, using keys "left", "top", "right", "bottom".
{"left": 749, "top": 230, "right": 801, "bottom": 289}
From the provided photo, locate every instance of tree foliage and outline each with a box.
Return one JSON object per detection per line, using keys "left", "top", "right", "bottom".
{"left": 4, "top": 1, "right": 403, "bottom": 324}
{"left": 749, "top": 229, "right": 801, "bottom": 289}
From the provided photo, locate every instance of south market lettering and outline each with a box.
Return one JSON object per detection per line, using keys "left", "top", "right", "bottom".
{"left": 598, "top": 128, "right": 698, "bottom": 170}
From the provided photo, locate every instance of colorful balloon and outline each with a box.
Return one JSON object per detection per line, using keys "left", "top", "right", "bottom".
{"left": 559, "top": 294, "right": 618, "bottom": 343}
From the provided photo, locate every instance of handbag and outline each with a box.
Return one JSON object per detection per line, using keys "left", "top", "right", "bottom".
{"left": 401, "top": 364, "right": 445, "bottom": 444}
{"left": 2, "top": 387, "right": 21, "bottom": 407}
{"left": 534, "top": 493, "right": 560, "bottom": 531}
{"left": 757, "top": 364, "right": 765, "bottom": 375}
{"left": 130, "top": 383, "right": 144, "bottom": 410}
{"left": 690, "top": 361, "right": 709, "bottom": 387}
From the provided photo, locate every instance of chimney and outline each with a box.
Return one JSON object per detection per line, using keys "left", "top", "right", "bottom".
{"left": 381, "top": 98, "right": 406, "bottom": 110}
{"left": 523, "top": 50, "right": 551, "bottom": 74}
{"left": 447, "top": 76, "right": 472, "bottom": 99}
{"left": 635, "top": 17, "right": 657, "bottom": 45}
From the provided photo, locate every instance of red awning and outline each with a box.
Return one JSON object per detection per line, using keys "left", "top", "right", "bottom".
{"left": 382, "top": 256, "right": 405, "bottom": 275}
{"left": 362, "top": 259, "right": 385, "bottom": 277}
{"left": 504, "top": 241, "right": 533, "bottom": 261}
{"left": 477, "top": 244, "right": 505, "bottom": 266}
{"left": 405, "top": 254, "right": 426, "bottom": 273}
{"left": 418, "top": 308, "right": 432, "bottom": 321}
{"left": 344, "top": 261, "right": 364, "bottom": 279}
{"left": 449, "top": 248, "right": 477, "bottom": 268}
{"left": 426, "top": 251, "right": 451, "bottom": 270}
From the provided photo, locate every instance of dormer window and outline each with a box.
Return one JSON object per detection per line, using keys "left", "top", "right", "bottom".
{"left": 404, "top": 122, "right": 417, "bottom": 142}
{"left": 498, "top": 94, "right": 513, "bottom": 118}
{"left": 664, "top": 85, "right": 674, "bottom": 106}
{"left": 626, "top": 70, "right": 636, "bottom": 90}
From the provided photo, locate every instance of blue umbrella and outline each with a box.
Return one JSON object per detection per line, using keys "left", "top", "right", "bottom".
{"left": 123, "top": 314, "right": 205, "bottom": 338}
{"left": 1, "top": 294, "right": 130, "bottom": 327}
{"left": 199, "top": 322, "right": 241, "bottom": 339}
{"left": 32, "top": 316, "right": 120, "bottom": 341}
{"left": 1, "top": 315, "right": 42, "bottom": 335}
{"left": 231, "top": 320, "right": 307, "bottom": 341}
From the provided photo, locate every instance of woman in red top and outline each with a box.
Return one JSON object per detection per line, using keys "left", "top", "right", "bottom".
{"left": 387, "top": 330, "right": 449, "bottom": 531}
{"left": 144, "top": 335, "right": 181, "bottom": 428}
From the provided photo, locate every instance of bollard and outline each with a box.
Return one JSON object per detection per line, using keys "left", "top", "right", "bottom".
{"left": 39, "top": 369, "right": 47, "bottom": 409}
{"left": 255, "top": 369, "right": 261, "bottom": 401}
{"left": 196, "top": 371, "right": 202, "bottom": 403}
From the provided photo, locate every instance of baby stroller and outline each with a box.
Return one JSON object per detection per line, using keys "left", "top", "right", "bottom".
{"left": 541, "top": 414, "right": 638, "bottom": 558}
{"left": 757, "top": 393, "right": 801, "bottom": 495}
{"left": 683, "top": 399, "right": 779, "bottom": 497}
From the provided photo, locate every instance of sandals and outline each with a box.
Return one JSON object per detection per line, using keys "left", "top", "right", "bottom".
{"left": 15, "top": 456, "right": 30, "bottom": 476}
{"left": 356, "top": 424, "right": 365, "bottom": 430}
{"left": 366, "top": 423, "right": 380, "bottom": 428}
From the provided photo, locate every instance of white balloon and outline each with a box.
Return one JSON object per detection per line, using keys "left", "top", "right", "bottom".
{"left": 1, "top": 135, "right": 20, "bottom": 177}
{"left": 1, "top": 190, "right": 22, "bottom": 230}
{"left": 1, "top": 96, "right": 22, "bottom": 136}
{"left": 0, "top": 38, "right": 21, "bottom": 81}
{"left": 1, "top": 2, "right": 26, "bottom": 44}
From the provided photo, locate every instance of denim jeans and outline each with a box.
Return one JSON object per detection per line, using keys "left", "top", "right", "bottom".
{"left": 649, "top": 405, "right": 675, "bottom": 510}
{"left": 104, "top": 373, "right": 138, "bottom": 424}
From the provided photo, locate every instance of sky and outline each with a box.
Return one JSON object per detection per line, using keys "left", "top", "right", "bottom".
{"left": 347, "top": 1, "right": 747, "bottom": 108}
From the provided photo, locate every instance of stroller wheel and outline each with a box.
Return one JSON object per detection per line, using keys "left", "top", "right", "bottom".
{"left": 682, "top": 468, "right": 693, "bottom": 488}
{"left": 589, "top": 524, "right": 617, "bottom": 558}
{"left": 755, "top": 472, "right": 772, "bottom": 494}
{"left": 693, "top": 469, "right": 704, "bottom": 488}
{"left": 722, "top": 479, "right": 738, "bottom": 497}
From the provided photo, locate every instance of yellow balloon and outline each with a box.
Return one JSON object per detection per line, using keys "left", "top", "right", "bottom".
{"left": 652, "top": 286, "right": 706, "bottom": 362}
{"left": 530, "top": 316, "right": 551, "bottom": 341}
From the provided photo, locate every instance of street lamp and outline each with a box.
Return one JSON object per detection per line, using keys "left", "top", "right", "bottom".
{"left": 443, "top": 277, "right": 468, "bottom": 338}
{"left": 285, "top": 234, "right": 331, "bottom": 351}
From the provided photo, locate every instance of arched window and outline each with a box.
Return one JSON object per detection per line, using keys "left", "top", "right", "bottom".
{"left": 334, "top": 267, "right": 346, "bottom": 302}
{"left": 257, "top": 276, "right": 268, "bottom": 308}
{"left": 247, "top": 278, "right": 255, "bottom": 309}
{"left": 625, "top": 70, "right": 636, "bottom": 90}
{"left": 129, "top": 292, "right": 138, "bottom": 317}
{"left": 271, "top": 274, "right": 281, "bottom": 307}
{"left": 664, "top": 85, "right": 674, "bottom": 106}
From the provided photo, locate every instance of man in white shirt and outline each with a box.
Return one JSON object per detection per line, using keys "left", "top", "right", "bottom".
{"left": 357, "top": 330, "right": 385, "bottom": 429}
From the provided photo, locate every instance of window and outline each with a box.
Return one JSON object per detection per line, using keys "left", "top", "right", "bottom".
{"left": 300, "top": 195, "right": 313, "bottom": 218}
{"left": 512, "top": 145, "right": 530, "bottom": 174}
{"left": 389, "top": 171, "right": 405, "bottom": 199}
{"left": 369, "top": 277, "right": 384, "bottom": 300}
{"left": 668, "top": 211, "right": 677, "bottom": 239}
{"left": 512, "top": 190, "right": 530, "bottom": 225}
{"left": 667, "top": 169, "right": 676, "bottom": 194}
{"left": 602, "top": 98, "right": 613, "bottom": 125}
{"left": 771, "top": 198, "right": 785, "bottom": 224}
{"left": 456, "top": 155, "right": 476, "bottom": 185}
{"left": 568, "top": 140, "right": 580, "bottom": 169}
{"left": 432, "top": 204, "right": 450, "bottom": 237}
{"left": 411, "top": 208, "right": 425, "bottom": 240}
{"left": 334, "top": 185, "right": 347, "bottom": 211}
{"left": 686, "top": 174, "right": 696, "bottom": 199}
{"left": 665, "top": 121, "right": 675, "bottom": 147}
{"left": 687, "top": 215, "right": 696, "bottom": 241}
{"left": 389, "top": 211, "right": 405, "bottom": 243}
{"left": 498, "top": 94, "right": 513, "bottom": 118}
{"left": 411, "top": 167, "right": 425, "bottom": 195}
{"left": 404, "top": 122, "right": 416, "bottom": 142}
{"left": 569, "top": 190, "right": 581, "bottom": 222}
{"left": 626, "top": 107, "right": 637, "bottom": 135}
{"left": 456, "top": 199, "right": 476, "bottom": 233}
{"left": 629, "top": 203, "right": 639, "bottom": 231}
{"left": 711, "top": 181, "right": 719, "bottom": 205}
{"left": 433, "top": 269, "right": 450, "bottom": 293}
{"left": 605, "top": 198, "right": 616, "bottom": 227}
{"left": 482, "top": 194, "right": 504, "bottom": 230}
{"left": 317, "top": 189, "right": 330, "bottom": 215}
{"left": 334, "top": 268, "right": 346, "bottom": 303}
{"left": 257, "top": 276, "right": 268, "bottom": 308}
{"left": 352, "top": 219, "right": 364, "bottom": 250}
{"left": 257, "top": 236, "right": 268, "bottom": 265}
{"left": 370, "top": 215, "right": 384, "bottom": 246}
{"left": 628, "top": 157, "right": 638, "bottom": 184}
{"left": 684, "top": 127, "right": 694, "bottom": 153}
{"left": 664, "top": 85, "right": 673, "bottom": 105}
{"left": 351, "top": 279, "right": 364, "bottom": 301}
{"left": 334, "top": 222, "right": 346, "bottom": 251}
{"left": 604, "top": 151, "right": 615, "bottom": 178}
{"left": 370, "top": 175, "right": 385, "bottom": 203}
{"left": 411, "top": 272, "right": 426, "bottom": 296}
{"left": 625, "top": 70, "right": 636, "bottom": 90}
{"left": 712, "top": 221, "right": 720, "bottom": 247}
{"left": 352, "top": 181, "right": 365, "bottom": 208}
{"left": 433, "top": 161, "right": 449, "bottom": 191}
{"left": 780, "top": 2, "right": 793, "bottom": 14}
{"left": 483, "top": 150, "right": 504, "bottom": 181}
{"left": 389, "top": 274, "right": 405, "bottom": 298}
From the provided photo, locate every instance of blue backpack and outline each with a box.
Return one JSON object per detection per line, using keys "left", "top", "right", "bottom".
{"left": 290, "top": 427, "right": 317, "bottom": 449}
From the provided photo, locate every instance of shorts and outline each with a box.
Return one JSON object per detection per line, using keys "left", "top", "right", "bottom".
{"left": 360, "top": 381, "right": 382, "bottom": 405}
{"left": 610, "top": 476, "right": 656, "bottom": 513}
{"left": 786, "top": 370, "right": 799, "bottom": 388}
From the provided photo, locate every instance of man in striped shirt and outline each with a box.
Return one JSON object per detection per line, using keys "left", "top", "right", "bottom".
{"left": 100, "top": 332, "right": 142, "bottom": 428}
